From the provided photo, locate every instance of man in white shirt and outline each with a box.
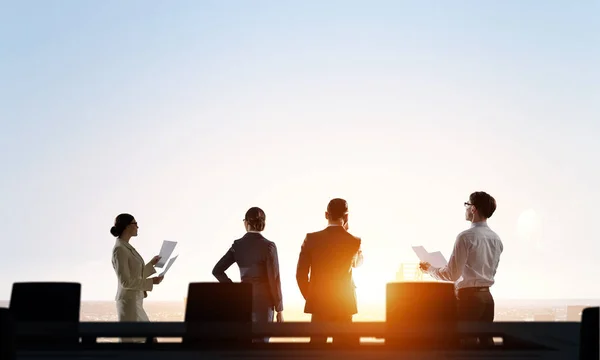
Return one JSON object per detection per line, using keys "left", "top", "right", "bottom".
{"left": 420, "top": 191, "right": 503, "bottom": 329}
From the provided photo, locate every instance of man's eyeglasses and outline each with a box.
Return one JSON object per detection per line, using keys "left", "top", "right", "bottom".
{"left": 464, "top": 202, "right": 473, "bottom": 207}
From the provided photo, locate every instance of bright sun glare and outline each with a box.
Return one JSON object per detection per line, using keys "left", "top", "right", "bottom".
{"left": 517, "top": 209, "right": 542, "bottom": 248}
{"left": 354, "top": 271, "right": 392, "bottom": 305}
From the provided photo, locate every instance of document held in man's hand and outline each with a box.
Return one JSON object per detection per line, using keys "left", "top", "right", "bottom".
{"left": 412, "top": 246, "right": 448, "bottom": 268}
{"left": 426, "top": 251, "right": 448, "bottom": 268}
{"left": 412, "top": 246, "right": 430, "bottom": 263}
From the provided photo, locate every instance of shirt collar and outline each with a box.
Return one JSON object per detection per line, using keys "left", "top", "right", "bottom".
{"left": 471, "top": 221, "right": 488, "bottom": 228}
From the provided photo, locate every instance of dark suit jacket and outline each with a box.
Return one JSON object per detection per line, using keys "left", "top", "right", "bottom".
{"left": 212, "top": 232, "right": 283, "bottom": 312}
{"left": 296, "top": 226, "right": 363, "bottom": 316}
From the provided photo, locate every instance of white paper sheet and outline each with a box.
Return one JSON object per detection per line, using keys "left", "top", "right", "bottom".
{"left": 412, "top": 246, "right": 448, "bottom": 268}
{"left": 411, "top": 246, "right": 431, "bottom": 262}
{"left": 156, "top": 240, "right": 177, "bottom": 268}
{"left": 427, "top": 251, "right": 448, "bottom": 268}
{"left": 158, "top": 255, "right": 178, "bottom": 277}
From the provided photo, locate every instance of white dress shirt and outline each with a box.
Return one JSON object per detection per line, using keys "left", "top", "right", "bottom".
{"left": 427, "top": 222, "right": 503, "bottom": 290}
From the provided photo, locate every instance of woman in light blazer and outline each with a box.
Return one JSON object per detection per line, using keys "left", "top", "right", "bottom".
{"left": 110, "top": 213, "right": 163, "bottom": 342}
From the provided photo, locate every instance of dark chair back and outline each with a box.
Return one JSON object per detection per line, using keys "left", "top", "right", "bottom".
{"left": 183, "top": 282, "right": 252, "bottom": 346}
{"left": 0, "top": 308, "right": 16, "bottom": 360}
{"left": 9, "top": 282, "right": 81, "bottom": 346}
{"left": 579, "top": 306, "right": 599, "bottom": 360}
{"left": 386, "top": 282, "right": 458, "bottom": 349}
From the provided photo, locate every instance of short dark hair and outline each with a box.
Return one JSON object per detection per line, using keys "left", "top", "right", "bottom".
{"left": 244, "top": 207, "right": 266, "bottom": 232}
{"left": 327, "top": 198, "right": 348, "bottom": 220}
{"left": 469, "top": 192, "right": 496, "bottom": 218}
{"left": 110, "top": 213, "right": 134, "bottom": 237}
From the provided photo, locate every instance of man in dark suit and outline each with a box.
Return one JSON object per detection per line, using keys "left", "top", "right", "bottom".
{"left": 212, "top": 207, "right": 283, "bottom": 343}
{"left": 296, "top": 198, "right": 363, "bottom": 344}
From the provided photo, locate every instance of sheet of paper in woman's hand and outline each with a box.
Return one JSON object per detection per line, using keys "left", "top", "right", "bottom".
{"left": 156, "top": 240, "right": 177, "bottom": 268}
{"left": 159, "top": 255, "right": 178, "bottom": 277}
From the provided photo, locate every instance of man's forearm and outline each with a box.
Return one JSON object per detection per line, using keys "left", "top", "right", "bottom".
{"left": 428, "top": 266, "right": 451, "bottom": 281}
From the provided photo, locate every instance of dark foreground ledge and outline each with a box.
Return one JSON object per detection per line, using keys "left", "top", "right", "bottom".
{"left": 7, "top": 321, "right": 583, "bottom": 359}
{"left": 13, "top": 321, "right": 579, "bottom": 343}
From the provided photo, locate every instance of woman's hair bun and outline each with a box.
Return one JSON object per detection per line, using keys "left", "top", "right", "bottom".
{"left": 110, "top": 226, "right": 119, "bottom": 237}
{"left": 111, "top": 213, "right": 135, "bottom": 238}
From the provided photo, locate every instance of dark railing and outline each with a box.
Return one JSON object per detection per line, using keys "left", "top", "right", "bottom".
{"left": 9, "top": 321, "right": 583, "bottom": 355}
{"left": 3, "top": 316, "right": 598, "bottom": 359}
{"left": 2, "top": 282, "right": 597, "bottom": 359}
{"left": 11, "top": 321, "right": 578, "bottom": 345}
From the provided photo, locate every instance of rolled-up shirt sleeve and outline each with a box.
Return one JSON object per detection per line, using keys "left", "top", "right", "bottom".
{"left": 428, "top": 235, "right": 468, "bottom": 282}
{"left": 267, "top": 242, "right": 284, "bottom": 312}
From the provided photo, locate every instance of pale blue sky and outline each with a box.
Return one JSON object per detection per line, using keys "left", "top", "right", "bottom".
{"left": 0, "top": 1, "right": 598, "bottom": 305}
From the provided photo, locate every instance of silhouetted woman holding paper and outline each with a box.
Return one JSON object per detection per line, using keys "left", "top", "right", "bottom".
{"left": 212, "top": 207, "right": 284, "bottom": 343}
{"left": 110, "top": 213, "right": 163, "bottom": 342}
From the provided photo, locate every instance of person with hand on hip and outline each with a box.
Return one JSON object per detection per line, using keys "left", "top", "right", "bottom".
{"left": 212, "top": 207, "right": 284, "bottom": 343}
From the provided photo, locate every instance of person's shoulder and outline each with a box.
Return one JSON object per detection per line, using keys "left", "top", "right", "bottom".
{"left": 456, "top": 228, "right": 476, "bottom": 242}
{"left": 262, "top": 237, "right": 277, "bottom": 247}
{"left": 345, "top": 231, "right": 361, "bottom": 243}
{"left": 306, "top": 229, "right": 326, "bottom": 238}
{"left": 301, "top": 229, "right": 326, "bottom": 245}
{"left": 231, "top": 236, "right": 247, "bottom": 248}
{"left": 347, "top": 231, "right": 361, "bottom": 240}
{"left": 311, "top": 228, "right": 328, "bottom": 235}
{"left": 265, "top": 240, "right": 280, "bottom": 254}
{"left": 457, "top": 228, "right": 473, "bottom": 236}
{"left": 112, "top": 242, "right": 127, "bottom": 256}
{"left": 474, "top": 224, "right": 502, "bottom": 240}
{"left": 487, "top": 228, "right": 503, "bottom": 244}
